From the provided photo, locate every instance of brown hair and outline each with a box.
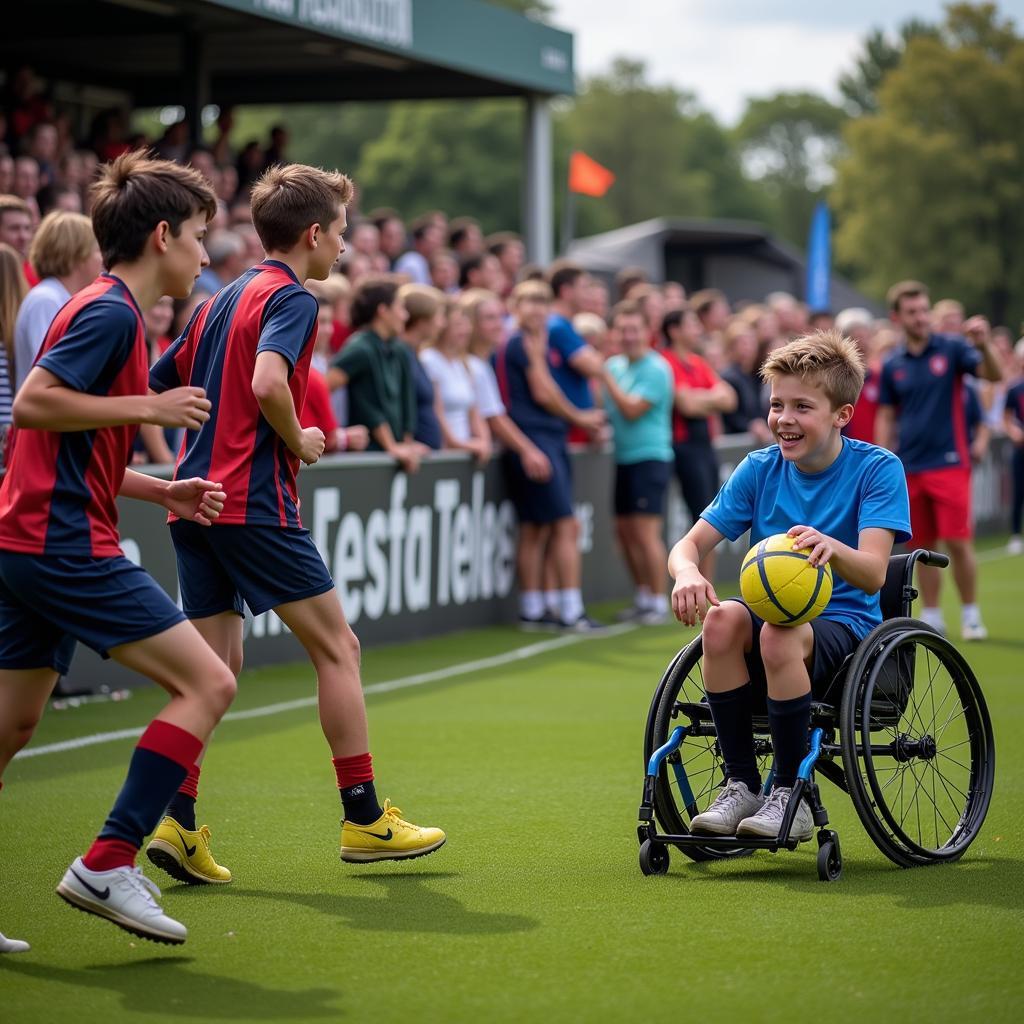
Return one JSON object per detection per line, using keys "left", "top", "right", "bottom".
{"left": 760, "top": 329, "right": 865, "bottom": 408}
{"left": 886, "top": 279, "right": 929, "bottom": 313}
{"left": 399, "top": 283, "right": 443, "bottom": 329}
{"left": 610, "top": 299, "right": 645, "bottom": 325}
{"left": 28, "top": 211, "right": 96, "bottom": 280}
{"left": 89, "top": 151, "right": 216, "bottom": 268}
{"left": 0, "top": 242, "right": 28, "bottom": 369}
{"left": 689, "top": 288, "right": 726, "bottom": 317}
{"left": 250, "top": 164, "right": 354, "bottom": 254}
{"left": 350, "top": 274, "right": 400, "bottom": 330}
{"left": 546, "top": 259, "right": 585, "bottom": 299}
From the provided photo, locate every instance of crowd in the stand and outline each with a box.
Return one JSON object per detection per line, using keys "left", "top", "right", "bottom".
{"left": 3, "top": 85, "right": 1024, "bottom": 633}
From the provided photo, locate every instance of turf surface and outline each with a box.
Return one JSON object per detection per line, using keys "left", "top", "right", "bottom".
{"left": 2, "top": 540, "right": 1021, "bottom": 1022}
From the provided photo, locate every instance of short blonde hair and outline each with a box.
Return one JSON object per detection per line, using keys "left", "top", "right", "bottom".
{"left": 572, "top": 311, "right": 607, "bottom": 340}
{"left": 29, "top": 211, "right": 96, "bottom": 279}
{"left": 511, "top": 279, "right": 552, "bottom": 305}
{"left": 306, "top": 272, "right": 351, "bottom": 305}
{"left": 760, "top": 329, "right": 865, "bottom": 408}
{"left": 932, "top": 298, "right": 963, "bottom": 319}
{"left": 886, "top": 279, "right": 928, "bottom": 313}
{"left": 398, "top": 282, "right": 443, "bottom": 328}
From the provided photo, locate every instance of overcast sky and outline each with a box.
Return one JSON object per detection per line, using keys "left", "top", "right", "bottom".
{"left": 548, "top": 0, "right": 1024, "bottom": 124}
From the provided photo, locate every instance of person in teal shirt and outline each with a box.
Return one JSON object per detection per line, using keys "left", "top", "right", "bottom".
{"left": 602, "top": 300, "right": 674, "bottom": 623}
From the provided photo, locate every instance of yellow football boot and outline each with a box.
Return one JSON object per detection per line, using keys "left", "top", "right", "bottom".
{"left": 146, "top": 817, "right": 232, "bottom": 885}
{"left": 340, "top": 799, "right": 446, "bottom": 863}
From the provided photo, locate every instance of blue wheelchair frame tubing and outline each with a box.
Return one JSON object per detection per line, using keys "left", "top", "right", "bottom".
{"left": 798, "top": 728, "right": 825, "bottom": 782}
{"left": 646, "top": 725, "right": 699, "bottom": 812}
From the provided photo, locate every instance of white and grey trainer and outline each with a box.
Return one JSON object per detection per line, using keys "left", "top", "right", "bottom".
{"left": 690, "top": 778, "right": 765, "bottom": 835}
{"left": 0, "top": 930, "right": 30, "bottom": 953}
{"left": 737, "top": 786, "right": 813, "bottom": 841}
{"left": 56, "top": 857, "right": 187, "bottom": 945}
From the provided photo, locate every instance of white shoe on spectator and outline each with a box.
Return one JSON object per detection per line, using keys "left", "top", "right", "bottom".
{"left": 637, "top": 609, "right": 670, "bottom": 626}
{"left": 918, "top": 607, "right": 947, "bottom": 636}
{"left": 961, "top": 618, "right": 988, "bottom": 642}
{"left": 1007, "top": 536, "right": 1023, "bottom": 556}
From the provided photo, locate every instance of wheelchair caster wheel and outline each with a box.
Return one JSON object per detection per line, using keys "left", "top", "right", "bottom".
{"left": 639, "top": 839, "right": 670, "bottom": 876}
{"left": 816, "top": 831, "right": 842, "bottom": 882}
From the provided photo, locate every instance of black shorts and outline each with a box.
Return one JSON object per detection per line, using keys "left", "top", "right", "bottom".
{"left": 673, "top": 440, "right": 719, "bottom": 520}
{"left": 614, "top": 459, "right": 671, "bottom": 517}
{"left": 503, "top": 434, "right": 573, "bottom": 525}
{"left": 727, "top": 598, "right": 859, "bottom": 705}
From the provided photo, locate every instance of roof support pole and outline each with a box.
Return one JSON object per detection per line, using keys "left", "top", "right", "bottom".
{"left": 522, "top": 94, "right": 553, "bottom": 266}
{"left": 181, "top": 30, "right": 209, "bottom": 150}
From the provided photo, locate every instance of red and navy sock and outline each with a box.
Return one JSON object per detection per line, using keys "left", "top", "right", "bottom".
{"left": 705, "top": 683, "right": 762, "bottom": 796}
{"left": 165, "top": 763, "right": 200, "bottom": 831}
{"left": 766, "top": 692, "right": 812, "bottom": 790}
{"left": 83, "top": 720, "right": 203, "bottom": 872}
{"left": 333, "top": 752, "right": 383, "bottom": 825}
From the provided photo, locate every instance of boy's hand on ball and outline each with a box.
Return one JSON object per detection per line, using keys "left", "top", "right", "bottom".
{"left": 672, "top": 569, "right": 720, "bottom": 627}
{"left": 164, "top": 477, "right": 226, "bottom": 526}
{"left": 787, "top": 525, "right": 834, "bottom": 568}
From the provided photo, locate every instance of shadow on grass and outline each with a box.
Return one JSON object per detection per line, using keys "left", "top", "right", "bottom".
{"left": 0, "top": 956, "right": 342, "bottom": 1019}
{"left": 653, "top": 852, "right": 1024, "bottom": 910}
{"left": 179, "top": 870, "right": 539, "bottom": 936}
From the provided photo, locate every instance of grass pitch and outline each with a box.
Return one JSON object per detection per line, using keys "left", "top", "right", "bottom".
{"left": 1, "top": 540, "right": 1021, "bottom": 1022}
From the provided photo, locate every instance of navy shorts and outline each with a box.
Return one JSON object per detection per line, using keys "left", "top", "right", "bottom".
{"left": 673, "top": 440, "right": 719, "bottom": 520}
{"left": 169, "top": 520, "right": 335, "bottom": 618}
{"left": 614, "top": 459, "right": 671, "bottom": 517}
{"left": 727, "top": 598, "right": 860, "bottom": 705}
{"left": 503, "top": 434, "right": 574, "bottom": 525}
{"left": 0, "top": 551, "right": 186, "bottom": 675}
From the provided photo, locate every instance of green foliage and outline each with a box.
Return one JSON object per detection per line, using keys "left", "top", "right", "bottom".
{"left": 734, "top": 90, "right": 847, "bottom": 246}
{"left": 561, "top": 59, "right": 769, "bottom": 238}
{"left": 833, "top": 3, "right": 1024, "bottom": 325}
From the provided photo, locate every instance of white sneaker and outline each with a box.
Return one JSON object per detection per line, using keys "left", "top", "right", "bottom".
{"left": 690, "top": 778, "right": 765, "bottom": 835}
{"left": 56, "top": 857, "right": 187, "bottom": 945}
{"left": 0, "top": 930, "right": 30, "bottom": 953}
{"left": 737, "top": 786, "right": 813, "bottom": 841}
{"left": 615, "top": 604, "right": 644, "bottom": 622}
{"left": 637, "top": 609, "right": 670, "bottom": 626}
{"left": 961, "top": 619, "right": 988, "bottom": 642}
{"left": 1008, "top": 536, "right": 1023, "bottom": 556}
{"left": 918, "top": 609, "right": 947, "bottom": 636}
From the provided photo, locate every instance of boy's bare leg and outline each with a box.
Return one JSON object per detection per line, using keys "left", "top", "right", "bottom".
{"left": 700, "top": 602, "right": 753, "bottom": 693}
{"left": 0, "top": 668, "right": 59, "bottom": 778}
{"left": 759, "top": 623, "right": 814, "bottom": 701}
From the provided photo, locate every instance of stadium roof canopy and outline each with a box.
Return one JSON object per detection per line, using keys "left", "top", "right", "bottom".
{"left": 567, "top": 218, "right": 881, "bottom": 313}
{"left": 3, "top": 0, "right": 574, "bottom": 258}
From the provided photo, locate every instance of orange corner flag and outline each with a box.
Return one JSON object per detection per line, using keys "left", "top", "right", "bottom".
{"left": 568, "top": 151, "right": 615, "bottom": 197}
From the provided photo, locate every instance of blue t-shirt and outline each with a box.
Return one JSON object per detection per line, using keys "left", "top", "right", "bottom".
{"left": 547, "top": 313, "right": 592, "bottom": 410}
{"left": 604, "top": 351, "right": 673, "bottom": 465}
{"left": 494, "top": 334, "right": 567, "bottom": 440}
{"left": 1005, "top": 380, "right": 1024, "bottom": 429}
{"left": 701, "top": 438, "right": 911, "bottom": 638}
{"left": 878, "top": 333, "right": 982, "bottom": 473}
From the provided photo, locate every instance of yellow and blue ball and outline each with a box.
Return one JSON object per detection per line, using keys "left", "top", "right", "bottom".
{"left": 739, "top": 533, "right": 833, "bottom": 626}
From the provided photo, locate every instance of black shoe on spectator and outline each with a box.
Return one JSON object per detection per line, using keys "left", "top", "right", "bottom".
{"left": 559, "top": 614, "right": 608, "bottom": 634}
{"left": 518, "top": 610, "right": 561, "bottom": 633}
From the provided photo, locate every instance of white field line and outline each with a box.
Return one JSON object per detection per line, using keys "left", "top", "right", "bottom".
{"left": 14, "top": 623, "right": 637, "bottom": 761}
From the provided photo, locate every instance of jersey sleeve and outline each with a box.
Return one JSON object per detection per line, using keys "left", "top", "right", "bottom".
{"left": 256, "top": 287, "right": 318, "bottom": 373}
{"left": 36, "top": 300, "right": 136, "bottom": 393}
{"left": 150, "top": 299, "right": 208, "bottom": 393}
{"left": 951, "top": 337, "right": 983, "bottom": 375}
{"left": 858, "top": 454, "right": 912, "bottom": 543}
{"left": 700, "top": 453, "right": 758, "bottom": 541}
{"left": 548, "top": 320, "right": 586, "bottom": 362}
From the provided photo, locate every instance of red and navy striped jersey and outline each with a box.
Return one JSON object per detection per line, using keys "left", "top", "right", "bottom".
{"left": 878, "top": 333, "right": 982, "bottom": 473}
{"left": 150, "top": 260, "right": 318, "bottom": 528}
{"left": 0, "top": 274, "right": 147, "bottom": 557}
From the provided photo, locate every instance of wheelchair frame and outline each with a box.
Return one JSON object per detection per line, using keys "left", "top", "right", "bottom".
{"left": 636, "top": 549, "right": 995, "bottom": 882}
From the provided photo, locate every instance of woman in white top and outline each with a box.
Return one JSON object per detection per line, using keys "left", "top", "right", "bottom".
{"left": 418, "top": 300, "right": 490, "bottom": 463}
{"left": 459, "top": 288, "right": 552, "bottom": 483}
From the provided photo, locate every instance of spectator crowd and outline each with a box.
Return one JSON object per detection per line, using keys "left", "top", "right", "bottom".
{"left": 4, "top": 78, "right": 1024, "bottom": 632}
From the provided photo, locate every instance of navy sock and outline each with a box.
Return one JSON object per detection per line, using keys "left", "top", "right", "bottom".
{"left": 340, "top": 781, "right": 383, "bottom": 825}
{"left": 705, "top": 684, "right": 761, "bottom": 796}
{"left": 767, "top": 692, "right": 813, "bottom": 789}
{"left": 165, "top": 792, "right": 197, "bottom": 831}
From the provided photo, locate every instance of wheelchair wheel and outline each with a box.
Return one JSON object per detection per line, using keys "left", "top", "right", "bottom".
{"left": 644, "top": 636, "right": 769, "bottom": 862}
{"left": 840, "top": 618, "right": 995, "bottom": 868}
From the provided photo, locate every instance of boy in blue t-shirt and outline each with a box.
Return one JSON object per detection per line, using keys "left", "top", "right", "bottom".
{"left": 667, "top": 330, "right": 910, "bottom": 840}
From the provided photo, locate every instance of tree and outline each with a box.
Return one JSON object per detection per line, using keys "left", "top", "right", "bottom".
{"left": 833, "top": 4, "right": 1024, "bottom": 326}
{"left": 734, "top": 91, "right": 847, "bottom": 246}
{"left": 560, "top": 59, "right": 768, "bottom": 238}
{"left": 838, "top": 20, "right": 941, "bottom": 116}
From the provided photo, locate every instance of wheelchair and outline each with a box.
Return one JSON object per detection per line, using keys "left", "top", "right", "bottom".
{"left": 636, "top": 550, "right": 995, "bottom": 881}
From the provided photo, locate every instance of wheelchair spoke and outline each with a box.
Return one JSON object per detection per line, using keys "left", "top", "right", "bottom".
{"left": 935, "top": 751, "right": 971, "bottom": 773}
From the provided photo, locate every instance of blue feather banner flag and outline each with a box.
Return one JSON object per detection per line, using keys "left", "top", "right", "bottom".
{"left": 806, "top": 201, "right": 831, "bottom": 312}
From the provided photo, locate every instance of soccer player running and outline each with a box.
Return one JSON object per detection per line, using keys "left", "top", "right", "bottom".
{"left": 0, "top": 152, "right": 236, "bottom": 949}
{"left": 146, "top": 164, "right": 444, "bottom": 886}
{"left": 875, "top": 281, "right": 1002, "bottom": 641}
